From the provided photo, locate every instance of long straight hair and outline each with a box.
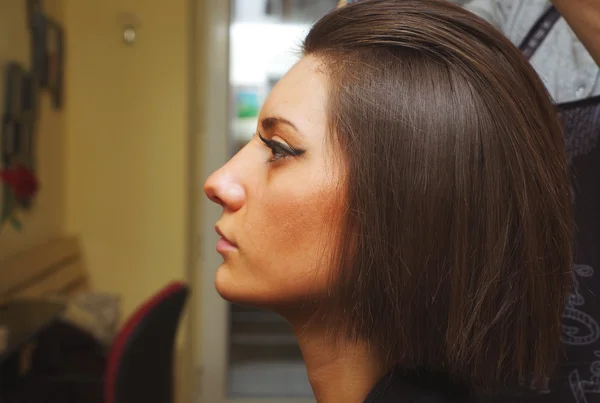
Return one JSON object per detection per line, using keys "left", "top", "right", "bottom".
{"left": 304, "top": 0, "right": 573, "bottom": 388}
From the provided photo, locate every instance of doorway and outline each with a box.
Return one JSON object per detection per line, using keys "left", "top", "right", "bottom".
{"left": 195, "top": 1, "right": 338, "bottom": 402}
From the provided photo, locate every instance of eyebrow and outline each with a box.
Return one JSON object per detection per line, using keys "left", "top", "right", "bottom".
{"left": 260, "top": 116, "right": 302, "bottom": 136}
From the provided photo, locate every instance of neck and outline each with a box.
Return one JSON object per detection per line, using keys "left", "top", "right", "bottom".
{"left": 289, "top": 319, "right": 391, "bottom": 403}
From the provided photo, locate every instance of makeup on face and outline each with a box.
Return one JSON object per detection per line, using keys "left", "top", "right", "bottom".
{"left": 257, "top": 116, "right": 307, "bottom": 163}
{"left": 258, "top": 133, "right": 305, "bottom": 162}
{"left": 204, "top": 56, "right": 340, "bottom": 309}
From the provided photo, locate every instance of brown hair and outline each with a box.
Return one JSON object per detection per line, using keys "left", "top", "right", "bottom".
{"left": 303, "top": 0, "right": 573, "bottom": 389}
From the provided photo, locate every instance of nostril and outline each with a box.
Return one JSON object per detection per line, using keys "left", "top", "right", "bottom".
{"left": 205, "top": 187, "right": 224, "bottom": 206}
{"left": 210, "top": 194, "right": 225, "bottom": 206}
{"left": 204, "top": 183, "right": 219, "bottom": 204}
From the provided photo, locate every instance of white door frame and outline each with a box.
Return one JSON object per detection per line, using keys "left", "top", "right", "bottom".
{"left": 193, "top": 1, "right": 314, "bottom": 402}
{"left": 193, "top": 0, "right": 230, "bottom": 401}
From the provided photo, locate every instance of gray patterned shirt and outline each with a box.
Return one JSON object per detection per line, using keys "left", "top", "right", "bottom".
{"left": 463, "top": 0, "right": 600, "bottom": 103}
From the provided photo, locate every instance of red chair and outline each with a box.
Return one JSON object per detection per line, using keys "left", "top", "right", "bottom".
{"left": 6, "top": 282, "right": 189, "bottom": 403}
{"left": 104, "top": 281, "right": 189, "bottom": 403}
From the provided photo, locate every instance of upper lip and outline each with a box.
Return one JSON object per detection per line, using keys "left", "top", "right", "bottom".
{"left": 215, "top": 225, "right": 237, "bottom": 246}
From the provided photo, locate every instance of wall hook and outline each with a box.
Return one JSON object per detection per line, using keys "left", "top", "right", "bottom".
{"left": 117, "top": 12, "right": 142, "bottom": 45}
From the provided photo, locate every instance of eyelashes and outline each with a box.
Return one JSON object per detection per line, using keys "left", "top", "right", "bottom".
{"left": 257, "top": 133, "right": 305, "bottom": 162}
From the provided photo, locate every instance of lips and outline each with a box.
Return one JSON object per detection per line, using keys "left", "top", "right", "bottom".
{"left": 215, "top": 225, "right": 237, "bottom": 247}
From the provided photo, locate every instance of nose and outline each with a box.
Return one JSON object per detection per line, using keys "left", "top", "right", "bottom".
{"left": 204, "top": 165, "right": 246, "bottom": 212}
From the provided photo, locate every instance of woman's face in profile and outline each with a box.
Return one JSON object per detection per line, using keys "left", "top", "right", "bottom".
{"left": 204, "top": 56, "right": 344, "bottom": 309}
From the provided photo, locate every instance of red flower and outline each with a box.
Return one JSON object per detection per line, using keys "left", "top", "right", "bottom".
{"left": 0, "top": 164, "right": 39, "bottom": 200}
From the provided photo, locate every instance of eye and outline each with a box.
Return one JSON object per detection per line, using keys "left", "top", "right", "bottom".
{"left": 257, "top": 133, "right": 305, "bottom": 163}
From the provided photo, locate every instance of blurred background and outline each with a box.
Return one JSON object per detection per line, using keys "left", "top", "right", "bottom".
{"left": 0, "top": 1, "right": 339, "bottom": 403}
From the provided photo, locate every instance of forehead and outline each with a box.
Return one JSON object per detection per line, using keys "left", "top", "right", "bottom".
{"left": 260, "top": 56, "right": 329, "bottom": 132}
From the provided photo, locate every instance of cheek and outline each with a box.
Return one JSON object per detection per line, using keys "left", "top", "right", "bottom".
{"left": 249, "top": 178, "right": 343, "bottom": 280}
{"left": 267, "top": 196, "right": 323, "bottom": 243}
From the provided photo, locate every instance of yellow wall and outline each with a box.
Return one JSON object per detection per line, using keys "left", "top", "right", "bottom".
{"left": 64, "top": 0, "right": 190, "bottom": 319}
{"left": 1, "top": 0, "right": 193, "bottom": 398}
{"left": 0, "top": 0, "right": 66, "bottom": 260}
{"left": 64, "top": 1, "right": 192, "bottom": 399}
{"left": 64, "top": 0, "right": 193, "bottom": 399}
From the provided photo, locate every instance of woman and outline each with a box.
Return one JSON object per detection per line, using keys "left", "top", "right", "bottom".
{"left": 204, "top": 1, "right": 573, "bottom": 401}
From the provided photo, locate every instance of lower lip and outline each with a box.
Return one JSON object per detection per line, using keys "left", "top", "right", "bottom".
{"left": 216, "top": 237, "right": 237, "bottom": 253}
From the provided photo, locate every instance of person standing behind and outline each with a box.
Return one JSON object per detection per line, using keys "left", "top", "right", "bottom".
{"left": 463, "top": 0, "right": 599, "bottom": 103}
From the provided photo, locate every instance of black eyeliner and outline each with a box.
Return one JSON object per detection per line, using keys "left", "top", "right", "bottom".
{"left": 257, "top": 133, "right": 305, "bottom": 157}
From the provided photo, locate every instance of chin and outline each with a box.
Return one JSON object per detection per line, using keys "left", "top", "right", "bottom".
{"left": 214, "top": 263, "right": 239, "bottom": 301}
{"left": 214, "top": 264, "right": 306, "bottom": 311}
{"left": 214, "top": 263, "right": 266, "bottom": 307}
